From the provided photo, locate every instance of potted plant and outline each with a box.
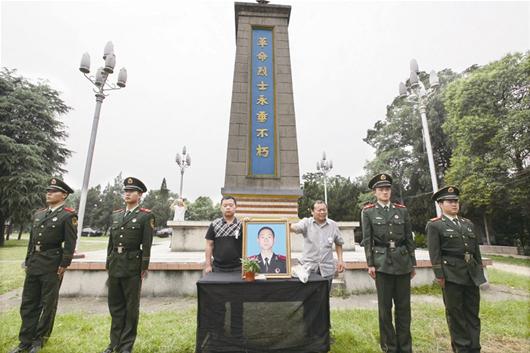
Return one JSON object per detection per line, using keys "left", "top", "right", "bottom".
{"left": 241, "top": 257, "right": 260, "bottom": 282}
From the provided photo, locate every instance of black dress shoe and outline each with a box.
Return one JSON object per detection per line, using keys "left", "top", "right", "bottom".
{"left": 8, "top": 344, "right": 32, "bottom": 353}
{"left": 28, "top": 345, "right": 41, "bottom": 353}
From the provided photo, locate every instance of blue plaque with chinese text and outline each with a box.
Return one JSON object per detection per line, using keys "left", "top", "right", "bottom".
{"left": 250, "top": 28, "right": 275, "bottom": 176}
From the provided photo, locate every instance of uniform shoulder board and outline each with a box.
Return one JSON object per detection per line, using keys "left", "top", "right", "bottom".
{"left": 248, "top": 255, "right": 258, "bottom": 260}
{"left": 113, "top": 209, "right": 124, "bottom": 213}
{"left": 430, "top": 216, "right": 442, "bottom": 222}
{"left": 363, "top": 203, "right": 375, "bottom": 210}
{"left": 37, "top": 207, "right": 47, "bottom": 212}
{"left": 64, "top": 207, "right": 75, "bottom": 213}
{"left": 277, "top": 254, "right": 287, "bottom": 261}
{"left": 393, "top": 203, "right": 406, "bottom": 208}
{"left": 140, "top": 207, "right": 151, "bottom": 213}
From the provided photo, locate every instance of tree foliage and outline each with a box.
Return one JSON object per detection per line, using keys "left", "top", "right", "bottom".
{"left": 0, "top": 69, "right": 71, "bottom": 245}
{"left": 363, "top": 52, "right": 530, "bottom": 248}
{"left": 298, "top": 173, "right": 362, "bottom": 221}
{"left": 142, "top": 178, "right": 178, "bottom": 228}
{"left": 443, "top": 52, "right": 530, "bottom": 246}
{"left": 186, "top": 196, "right": 221, "bottom": 221}
{"left": 363, "top": 69, "right": 459, "bottom": 232}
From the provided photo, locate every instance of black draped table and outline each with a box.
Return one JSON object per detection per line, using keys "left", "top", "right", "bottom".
{"left": 195, "top": 272, "right": 330, "bottom": 353}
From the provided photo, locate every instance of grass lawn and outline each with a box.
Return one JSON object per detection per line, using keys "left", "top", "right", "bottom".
{"left": 77, "top": 236, "right": 110, "bottom": 252}
{"left": 0, "top": 238, "right": 29, "bottom": 295}
{"left": 0, "top": 299, "right": 528, "bottom": 353}
{"left": 0, "top": 236, "right": 108, "bottom": 294}
{"left": 489, "top": 255, "right": 530, "bottom": 268}
{"left": 487, "top": 268, "right": 530, "bottom": 291}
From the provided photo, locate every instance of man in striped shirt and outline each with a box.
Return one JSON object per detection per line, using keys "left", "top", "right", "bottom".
{"left": 204, "top": 196, "right": 243, "bottom": 273}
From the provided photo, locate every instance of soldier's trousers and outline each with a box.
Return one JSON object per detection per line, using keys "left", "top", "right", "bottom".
{"left": 108, "top": 275, "right": 142, "bottom": 352}
{"left": 19, "top": 272, "right": 62, "bottom": 346}
{"left": 375, "top": 272, "right": 412, "bottom": 353}
{"left": 443, "top": 281, "right": 481, "bottom": 353}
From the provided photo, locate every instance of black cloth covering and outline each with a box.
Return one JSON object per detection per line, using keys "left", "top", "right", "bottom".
{"left": 196, "top": 272, "right": 330, "bottom": 353}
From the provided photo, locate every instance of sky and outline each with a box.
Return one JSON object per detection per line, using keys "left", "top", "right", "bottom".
{"left": 1, "top": 0, "right": 529, "bottom": 201}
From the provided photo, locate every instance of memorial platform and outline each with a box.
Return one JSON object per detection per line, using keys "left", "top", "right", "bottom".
{"left": 61, "top": 237, "right": 491, "bottom": 297}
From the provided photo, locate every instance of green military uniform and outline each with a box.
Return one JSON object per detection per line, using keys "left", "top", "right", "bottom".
{"left": 104, "top": 177, "right": 154, "bottom": 353}
{"left": 11, "top": 178, "right": 77, "bottom": 353}
{"left": 361, "top": 174, "right": 416, "bottom": 353}
{"left": 426, "top": 186, "right": 486, "bottom": 353}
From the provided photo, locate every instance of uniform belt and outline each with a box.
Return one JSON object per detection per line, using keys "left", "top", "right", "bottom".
{"left": 113, "top": 246, "right": 140, "bottom": 254}
{"left": 442, "top": 251, "right": 474, "bottom": 263}
{"left": 33, "top": 245, "right": 61, "bottom": 253}
{"left": 375, "top": 239, "right": 405, "bottom": 250}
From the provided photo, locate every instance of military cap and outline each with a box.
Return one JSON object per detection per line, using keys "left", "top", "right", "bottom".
{"left": 46, "top": 177, "right": 74, "bottom": 194}
{"left": 432, "top": 185, "right": 460, "bottom": 202}
{"left": 368, "top": 173, "right": 393, "bottom": 189}
{"left": 123, "top": 177, "right": 147, "bottom": 193}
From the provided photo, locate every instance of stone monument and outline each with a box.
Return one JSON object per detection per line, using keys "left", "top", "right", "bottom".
{"left": 222, "top": 1, "right": 302, "bottom": 218}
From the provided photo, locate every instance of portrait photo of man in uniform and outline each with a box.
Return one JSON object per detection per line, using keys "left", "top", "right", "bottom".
{"left": 244, "top": 221, "right": 290, "bottom": 278}
{"left": 250, "top": 226, "right": 287, "bottom": 274}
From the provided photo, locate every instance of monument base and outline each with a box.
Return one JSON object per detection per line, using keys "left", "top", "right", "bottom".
{"left": 232, "top": 194, "right": 299, "bottom": 219}
{"left": 60, "top": 238, "right": 491, "bottom": 297}
{"left": 167, "top": 220, "right": 359, "bottom": 252}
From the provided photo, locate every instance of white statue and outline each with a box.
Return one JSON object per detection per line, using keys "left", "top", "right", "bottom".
{"left": 171, "top": 198, "right": 186, "bottom": 222}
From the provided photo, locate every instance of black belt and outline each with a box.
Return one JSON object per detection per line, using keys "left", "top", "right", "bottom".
{"left": 33, "top": 245, "right": 61, "bottom": 253}
{"left": 442, "top": 250, "right": 474, "bottom": 263}
{"left": 113, "top": 246, "right": 140, "bottom": 254}
{"left": 374, "top": 239, "right": 406, "bottom": 249}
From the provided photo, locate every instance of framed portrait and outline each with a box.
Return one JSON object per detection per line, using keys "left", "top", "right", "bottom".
{"left": 242, "top": 218, "right": 291, "bottom": 278}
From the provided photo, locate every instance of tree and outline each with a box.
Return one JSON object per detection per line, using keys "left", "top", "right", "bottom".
{"left": 298, "top": 173, "right": 362, "bottom": 221}
{"left": 362, "top": 69, "right": 459, "bottom": 233}
{"left": 0, "top": 69, "right": 71, "bottom": 246}
{"left": 141, "top": 178, "right": 177, "bottom": 227}
{"left": 91, "top": 174, "right": 124, "bottom": 234}
{"left": 443, "top": 52, "right": 530, "bottom": 247}
{"left": 186, "top": 196, "right": 221, "bottom": 221}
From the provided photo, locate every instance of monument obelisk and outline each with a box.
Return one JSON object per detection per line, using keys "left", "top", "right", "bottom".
{"left": 222, "top": 1, "right": 302, "bottom": 218}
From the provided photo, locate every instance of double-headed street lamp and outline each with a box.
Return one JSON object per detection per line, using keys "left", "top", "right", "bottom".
{"left": 399, "top": 59, "right": 441, "bottom": 216}
{"left": 316, "top": 152, "right": 333, "bottom": 205}
{"left": 175, "top": 146, "right": 191, "bottom": 199}
{"left": 77, "top": 41, "right": 127, "bottom": 239}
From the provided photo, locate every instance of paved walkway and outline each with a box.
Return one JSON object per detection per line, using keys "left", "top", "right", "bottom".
{"left": 1, "top": 281, "right": 527, "bottom": 315}
{"left": 490, "top": 262, "right": 530, "bottom": 277}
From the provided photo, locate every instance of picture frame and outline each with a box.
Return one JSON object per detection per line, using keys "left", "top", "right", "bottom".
{"left": 242, "top": 218, "right": 291, "bottom": 279}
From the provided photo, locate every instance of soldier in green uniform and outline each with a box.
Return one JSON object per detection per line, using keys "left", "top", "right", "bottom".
{"left": 361, "top": 173, "right": 416, "bottom": 353}
{"left": 9, "top": 178, "right": 77, "bottom": 353}
{"left": 101, "top": 177, "right": 154, "bottom": 353}
{"left": 426, "top": 186, "right": 486, "bottom": 353}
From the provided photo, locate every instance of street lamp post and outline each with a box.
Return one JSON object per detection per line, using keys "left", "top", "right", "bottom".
{"left": 175, "top": 146, "right": 191, "bottom": 198}
{"left": 399, "top": 59, "right": 441, "bottom": 216}
{"left": 77, "top": 41, "right": 127, "bottom": 239}
{"left": 316, "top": 152, "right": 333, "bottom": 205}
